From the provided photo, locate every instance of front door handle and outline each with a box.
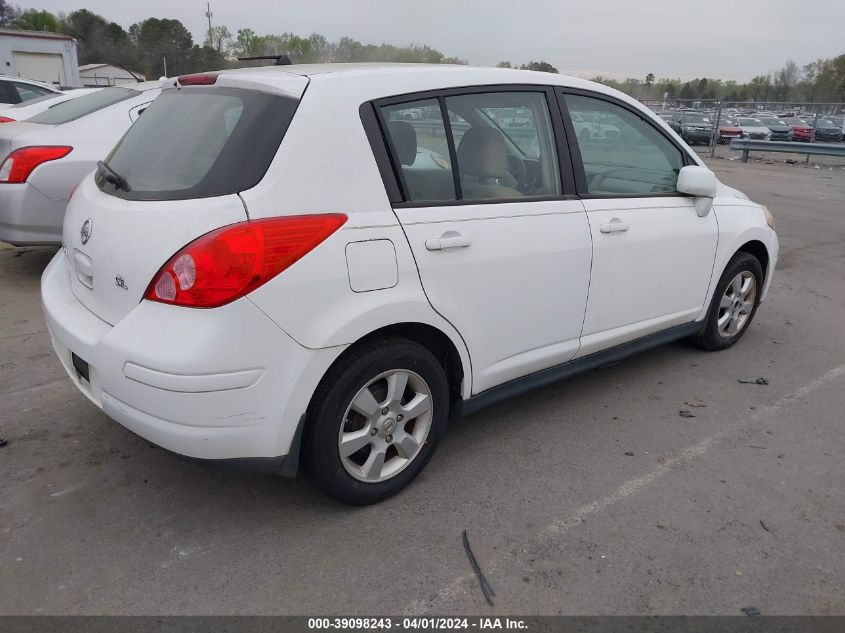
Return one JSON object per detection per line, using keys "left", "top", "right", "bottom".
{"left": 425, "top": 233, "right": 472, "bottom": 251}
{"left": 599, "top": 218, "right": 629, "bottom": 234}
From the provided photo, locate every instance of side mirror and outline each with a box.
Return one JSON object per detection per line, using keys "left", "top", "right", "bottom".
{"left": 677, "top": 165, "right": 717, "bottom": 217}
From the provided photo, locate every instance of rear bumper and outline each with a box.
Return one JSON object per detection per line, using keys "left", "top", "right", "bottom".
{"left": 41, "top": 250, "right": 345, "bottom": 467}
{"left": 0, "top": 183, "right": 65, "bottom": 246}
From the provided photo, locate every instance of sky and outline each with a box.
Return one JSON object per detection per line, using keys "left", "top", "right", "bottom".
{"left": 22, "top": 0, "right": 845, "bottom": 82}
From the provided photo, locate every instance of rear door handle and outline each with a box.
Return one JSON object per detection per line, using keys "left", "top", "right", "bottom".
{"left": 425, "top": 234, "right": 472, "bottom": 251}
{"left": 599, "top": 218, "right": 629, "bottom": 234}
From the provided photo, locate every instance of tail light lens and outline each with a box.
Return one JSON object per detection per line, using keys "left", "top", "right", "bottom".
{"left": 144, "top": 214, "right": 347, "bottom": 308}
{"left": 177, "top": 72, "right": 219, "bottom": 86}
{"left": 0, "top": 146, "right": 72, "bottom": 183}
{"left": 0, "top": 116, "right": 15, "bottom": 123}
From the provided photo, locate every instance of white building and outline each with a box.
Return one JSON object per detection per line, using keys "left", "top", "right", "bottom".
{"left": 79, "top": 63, "right": 145, "bottom": 87}
{"left": 0, "top": 28, "right": 80, "bottom": 88}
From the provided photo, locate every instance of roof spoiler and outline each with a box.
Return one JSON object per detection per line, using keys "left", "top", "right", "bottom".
{"left": 237, "top": 54, "right": 292, "bottom": 66}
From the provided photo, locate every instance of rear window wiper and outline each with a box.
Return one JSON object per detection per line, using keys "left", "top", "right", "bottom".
{"left": 97, "top": 160, "right": 131, "bottom": 192}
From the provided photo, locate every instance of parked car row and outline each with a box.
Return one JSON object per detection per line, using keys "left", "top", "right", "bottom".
{"left": 653, "top": 106, "right": 845, "bottom": 145}
{"left": 3, "top": 64, "right": 778, "bottom": 504}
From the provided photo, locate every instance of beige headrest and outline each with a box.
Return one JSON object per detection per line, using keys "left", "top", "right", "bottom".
{"left": 457, "top": 127, "right": 509, "bottom": 179}
{"left": 388, "top": 121, "right": 417, "bottom": 166}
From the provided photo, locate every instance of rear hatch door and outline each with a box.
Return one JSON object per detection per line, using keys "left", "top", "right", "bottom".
{"left": 63, "top": 74, "right": 308, "bottom": 325}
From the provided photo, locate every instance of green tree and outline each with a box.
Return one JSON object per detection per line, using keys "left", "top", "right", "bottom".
{"left": 61, "top": 9, "right": 135, "bottom": 68}
{"left": 10, "top": 9, "right": 59, "bottom": 32}
{"left": 0, "top": 0, "right": 20, "bottom": 27}
{"left": 496, "top": 61, "right": 513, "bottom": 68}
{"left": 520, "top": 60, "right": 558, "bottom": 73}
{"left": 233, "top": 28, "right": 261, "bottom": 58}
{"left": 644, "top": 72, "right": 655, "bottom": 98}
{"left": 679, "top": 82, "right": 694, "bottom": 100}
{"left": 657, "top": 78, "right": 680, "bottom": 99}
{"left": 185, "top": 45, "right": 226, "bottom": 72}
{"left": 204, "top": 25, "right": 232, "bottom": 55}
{"left": 748, "top": 75, "right": 769, "bottom": 101}
{"left": 130, "top": 18, "right": 194, "bottom": 77}
{"left": 773, "top": 60, "right": 800, "bottom": 101}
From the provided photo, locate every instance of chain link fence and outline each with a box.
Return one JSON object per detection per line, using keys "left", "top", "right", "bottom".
{"left": 639, "top": 99, "right": 845, "bottom": 159}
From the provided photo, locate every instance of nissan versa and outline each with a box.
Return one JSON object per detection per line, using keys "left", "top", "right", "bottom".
{"left": 42, "top": 64, "right": 779, "bottom": 505}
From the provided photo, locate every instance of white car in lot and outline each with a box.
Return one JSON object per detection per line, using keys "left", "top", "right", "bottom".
{"left": 42, "top": 64, "right": 779, "bottom": 504}
{"left": 0, "top": 82, "right": 160, "bottom": 245}
{"left": 735, "top": 117, "right": 773, "bottom": 141}
{"left": 0, "top": 75, "right": 62, "bottom": 106}
{"left": 0, "top": 88, "right": 102, "bottom": 123}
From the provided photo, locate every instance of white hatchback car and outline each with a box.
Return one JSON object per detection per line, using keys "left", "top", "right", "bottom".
{"left": 0, "top": 82, "right": 160, "bottom": 245}
{"left": 42, "top": 64, "right": 778, "bottom": 504}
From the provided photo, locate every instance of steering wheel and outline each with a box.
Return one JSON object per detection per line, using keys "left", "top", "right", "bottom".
{"left": 590, "top": 168, "right": 634, "bottom": 193}
{"left": 505, "top": 154, "right": 527, "bottom": 191}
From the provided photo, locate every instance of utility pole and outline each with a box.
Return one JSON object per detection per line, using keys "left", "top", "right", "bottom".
{"left": 205, "top": 2, "right": 213, "bottom": 35}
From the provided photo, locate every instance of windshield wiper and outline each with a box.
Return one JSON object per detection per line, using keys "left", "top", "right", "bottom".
{"left": 97, "top": 160, "right": 131, "bottom": 192}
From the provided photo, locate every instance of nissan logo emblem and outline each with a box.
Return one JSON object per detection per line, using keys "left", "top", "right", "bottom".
{"left": 80, "top": 219, "right": 93, "bottom": 245}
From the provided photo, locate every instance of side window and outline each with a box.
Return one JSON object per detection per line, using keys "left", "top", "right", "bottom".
{"left": 380, "top": 99, "right": 457, "bottom": 203}
{"left": 566, "top": 94, "right": 684, "bottom": 195}
{"left": 14, "top": 82, "right": 53, "bottom": 102}
{"left": 0, "top": 81, "right": 20, "bottom": 104}
{"left": 444, "top": 91, "right": 560, "bottom": 200}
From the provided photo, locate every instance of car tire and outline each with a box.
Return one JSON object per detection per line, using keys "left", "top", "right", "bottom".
{"left": 693, "top": 252, "right": 764, "bottom": 351}
{"left": 302, "top": 336, "right": 450, "bottom": 505}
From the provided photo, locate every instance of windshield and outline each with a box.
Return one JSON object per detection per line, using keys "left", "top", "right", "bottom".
{"left": 683, "top": 113, "right": 711, "bottom": 124}
{"left": 758, "top": 118, "right": 781, "bottom": 126}
{"left": 100, "top": 87, "right": 299, "bottom": 201}
{"left": 27, "top": 87, "right": 136, "bottom": 125}
{"left": 738, "top": 118, "right": 762, "bottom": 126}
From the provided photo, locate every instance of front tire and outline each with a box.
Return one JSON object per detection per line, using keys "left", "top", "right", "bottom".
{"left": 303, "top": 337, "right": 449, "bottom": 505}
{"left": 694, "top": 252, "right": 764, "bottom": 351}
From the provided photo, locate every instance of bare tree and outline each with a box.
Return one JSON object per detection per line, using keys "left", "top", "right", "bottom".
{"left": 773, "top": 60, "right": 801, "bottom": 101}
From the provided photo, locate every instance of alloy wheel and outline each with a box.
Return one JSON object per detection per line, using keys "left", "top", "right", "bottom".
{"left": 717, "top": 271, "right": 757, "bottom": 338}
{"left": 338, "top": 369, "right": 433, "bottom": 483}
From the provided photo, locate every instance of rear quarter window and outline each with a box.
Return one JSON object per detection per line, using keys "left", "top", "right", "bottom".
{"left": 28, "top": 87, "right": 136, "bottom": 125}
{"left": 98, "top": 86, "right": 299, "bottom": 201}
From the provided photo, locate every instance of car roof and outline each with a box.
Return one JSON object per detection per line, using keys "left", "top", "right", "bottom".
{"left": 218, "top": 63, "right": 613, "bottom": 96}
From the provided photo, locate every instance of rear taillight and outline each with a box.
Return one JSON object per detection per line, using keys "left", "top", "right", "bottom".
{"left": 144, "top": 214, "right": 347, "bottom": 308}
{"left": 177, "top": 72, "right": 219, "bottom": 86}
{"left": 0, "top": 116, "right": 15, "bottom": 123}
{"left": 0, "top": 146, "right": 73, "bottom": 183}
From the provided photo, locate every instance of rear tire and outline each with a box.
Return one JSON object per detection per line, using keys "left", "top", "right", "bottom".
{"left": 303, "top": 337, "right": 449, "bottom": 505}
{"left": 694, "top": 252, "right": 764, "bottom": 351}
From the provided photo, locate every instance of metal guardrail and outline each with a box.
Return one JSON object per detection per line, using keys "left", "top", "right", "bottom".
{"left": 729, "top": 138, "right": 845, "bottom": 162}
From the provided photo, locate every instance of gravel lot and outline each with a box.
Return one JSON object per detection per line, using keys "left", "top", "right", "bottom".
{"left": 1, "top": 158, "right": 843, "bottom": 615}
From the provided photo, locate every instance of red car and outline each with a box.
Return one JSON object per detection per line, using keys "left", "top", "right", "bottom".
{"left": 784, "top": 118, "right": 813, "bottom": 142}
{"left": 718, "top": 119, "right": 742, "bottom": 143}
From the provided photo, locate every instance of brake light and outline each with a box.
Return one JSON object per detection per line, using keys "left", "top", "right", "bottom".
{"left": 0, "top": 116, "right": 15, "bottom": 123}
{"left": 0, "top": 146, "right": 72, "bottom": 183}
{"left": 144, "top": 214, "right": 347, "bottom": 308}
{"left": 177, "top": 72, "right": 219, "bottom": 86}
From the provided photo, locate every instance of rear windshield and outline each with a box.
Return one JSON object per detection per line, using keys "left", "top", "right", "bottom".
{"left": 10, "top": 92, "right": 64, "bottom": 109}
{"left": 98, "top": 87, "right": 299, "bottom": 201}
{"left": 27, "top": 87, "right": 136, "bottom": 124}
